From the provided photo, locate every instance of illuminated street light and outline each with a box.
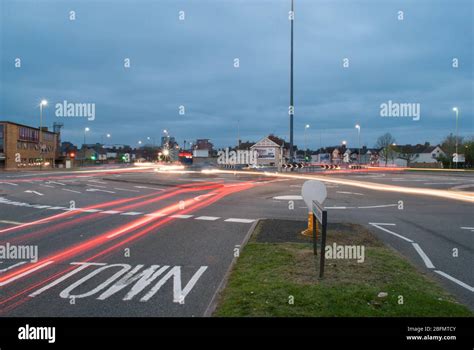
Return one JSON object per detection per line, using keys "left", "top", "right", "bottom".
{"left": 84, "top": 127, "right": 90, "bottom": 145}
{"left": 39, "top": 99, "right": 48, "bottom": 144}
{"left": 304, "top": 124, "right": 310, "bottom": 161}
{"left": 355, "top": 124, "right": 361, "bottom": 164}
{"left": 452, "top": 107, "right": 459, "bottom": 169}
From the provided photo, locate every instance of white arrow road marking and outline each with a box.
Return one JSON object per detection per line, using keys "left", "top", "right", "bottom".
{"left": 225, "top": 218, "right": 255, "bottom": 223}
{"left": 434, "top": 271, "right": 474, "bottom": 292}
{"left": 0, "top": 261, "right": 28, "bottom": 273}
{"left": 411, "top": 243, "right": 435, "bottom": 269}
{"left": 24, "top": 190, "right": 44, "bottom": 196}
{"left": 86, "top": 188, "right": 115, "bottom": 194}
{"left": 0, "top": 261, "right": 54, "bottom": 286}
{"left": 46, "top": 181, "right": 66, "bottom": 186}
{"left": 369, "top": 223, "right": 413, "bottom": 243}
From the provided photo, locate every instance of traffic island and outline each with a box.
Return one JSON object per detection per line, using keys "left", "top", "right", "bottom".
{"left": 213, "top": 220, "right": 472, "bottom": 317}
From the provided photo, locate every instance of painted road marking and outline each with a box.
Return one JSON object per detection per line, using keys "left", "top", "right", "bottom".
{"left": 101, "top": 210, "right": 122, "bottom": 215}
{"left": 0, "top": 182, "right": 18, "bottom": 186}
{"left": 114, "top": 188, "right": 140, "bottom": 193}
{"left": 225, "top": 218, "right": 255, "bottom": 223}
{"left": 369, "top": 223, "right": 414, "bottom": 243}
{"left": 0, "top": 261, "right": 27, "bottom": 272}
{"left": 0, "top": 261, "right": 54, "bottom": 286}
{"left": 29, "top": 262, "right": 208, "bottom": 303}
{"left": 62, "top": 188, "right": 81, "bottom": 194}
{"left": 434, "top": 270, "right": 474, "bottom": 292}
{"left": 411, "top": 243, "right": 435, "bottom": 269}
{"left": 273, "top": 195, "right": 303, "bottom": 200}
{"left": 358, "top": 204, "right": 397, "bottom": 209}
{"left": 46, "top": 181, "right": 66, "bottom": 186}
{"left": 460, "top": 227, "right": 474, "bottom": 232}
{"left": 170, "top": 214, "right": 194, "bottom": 219}
{"left": 86, "top": 184, "right": 107, "bottom": 188}
{"left": 134, "top": 186, "right": 165, "bottom": 191}
{"left": 336, "top": 191, "right": 364, "bottom": 196}
{"left": 0, "top": 220, "right": 25, "bottom": 225}
{"left": 195, "top": 216, "right": 220, "bottom": 221}
{"left": 24, "top": 190, "right": 44, "bottom": 196}
{"left": 0, "top": 198, "right": 255, "bottom": 224}
{"left": 86, "top": 188, "right": 116, "bottom": 194}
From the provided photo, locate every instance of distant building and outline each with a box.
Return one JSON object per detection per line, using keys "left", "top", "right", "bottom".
{"left": 0, "top": 121, "right": 59, "bottom": 170}
{"left": 193, "top": 139, "right": 214, "bottom": 158}
{"left": 249, "top": 135, "right": 292, "bottom": 166}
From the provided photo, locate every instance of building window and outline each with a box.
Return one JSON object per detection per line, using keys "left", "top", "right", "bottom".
{"left": 18, "top": 127, "right": 39, "bottom": 142}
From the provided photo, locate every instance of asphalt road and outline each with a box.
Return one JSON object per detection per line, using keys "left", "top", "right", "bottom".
{"left": 0, "top": 166, "right": 473, "bottom": 315}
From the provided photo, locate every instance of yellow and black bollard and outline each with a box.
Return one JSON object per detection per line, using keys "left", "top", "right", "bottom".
{"left": 301, "top": 212, "right": 318, "bottom": 239}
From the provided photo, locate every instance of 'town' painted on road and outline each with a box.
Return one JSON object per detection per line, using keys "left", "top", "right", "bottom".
{"left": 29, "top": 262, "right": 208, "bottom": 304}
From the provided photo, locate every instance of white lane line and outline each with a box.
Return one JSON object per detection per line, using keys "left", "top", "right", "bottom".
{"left": 326, "top": 206, "right": 352, "bottom": 210}
{"left": 144, "top": 213, "right": 167, "bottom": 217}
{"left": 434, "top": 270, "right": 474, "bottom": 292}
{"left": 114, "top": 188, "right": 140, "bottom": 193}
{"left": 46, "top": 181, "right": 66, "bottom": 186}
{"left": 24, "top": 190, "right": 44, "bottom": 196}
{"left": 0, "top": 182, "right": 18, "bottom": 186}
{"left": 0, "top": 261, "right": 54, "bottom": 286}
{"left": 88, "top": 180, "right": 107, "bottom": 184}
{"left": 120, "top": 212, "right": 143, "bottom": 216}
{"left": 100, "top": 210, "right": 122, "bottom": 215}
{"left": 32, "top": 205, "right": 51, "bottom": 209}
{"left": 170, "top": 214, "right": 193, "bottom": 219}
{"left": 76, "top": 208, "right": 102, "bottom": 213}
{"left": 134, "top": 186, "right": 165, "bottom": 191}
{"left": 85, "top": 188, "right": 115, "bottom": 194}
{"left": 0, "top": 261, "right": 27, "bottom": 273}
{"left": 369, "top": 223, "right": 414, "bottom": 243}
{"left": 368, "top": 222, "right": 396, "bottom": 226}
{"left": 460, "top": 226, "right": 474, "bottom": 231}
{"left": 336, "top": 191, "right": 364, "bottom": 196}
{"left": 411, "top": 243, "right": 435, "bottom": 269}
{"left": 358, "top": 204, "right": 398, "bottom": 209}
{"left": 273, "top": 195, "right": 303, "bottom": 200}
{"left": 62, "top": 188, "right": 81, "bottom": 194}
{"left": 86, "top": 184, "right": 107, "bottom": 188}
{"left": 47, "top": 206, "right": 67, "bottom": 210}
{"left": 225, "top": 218, "right": 255, "bottom": 223}
{"left": 195, "top": 216, "right": 220, "bottom": 221}
{"left": 0, "top": 220, "right": 25, "bottom": 225}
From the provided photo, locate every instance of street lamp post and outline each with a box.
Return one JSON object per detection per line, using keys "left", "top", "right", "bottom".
{"left": 304, "top": 124, "right": 310, "bottom": 161}
{"left": 84, "top": 127, "right": 90, "bottom": 146}
{"left": 39, "top": 100, "right": 48, "bottom": 144}
{"left": 289, "top": 0, "right": 295, "bottom": 163}
{"left": 452, "top": 107, "right": 459, "bottom": 169}
{"left": 355, "top": 124, "right": 361, "bottom": 164}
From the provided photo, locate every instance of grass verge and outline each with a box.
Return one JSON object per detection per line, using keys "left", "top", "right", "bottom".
{"left": 214, "top": 221, "right": 472, "bottom": 317}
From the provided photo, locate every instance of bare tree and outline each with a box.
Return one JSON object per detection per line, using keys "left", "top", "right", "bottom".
{"left": 375, "top": 133, "right": 396, "bottom": 166}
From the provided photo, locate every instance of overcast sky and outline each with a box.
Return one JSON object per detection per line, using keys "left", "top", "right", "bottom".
{"left": 1, "top": 0, "right": 473, "bottom": 149}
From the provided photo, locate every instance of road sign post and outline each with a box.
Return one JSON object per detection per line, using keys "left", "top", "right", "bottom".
{"left": 312, "top": 199, "right": 328, "bottom": 278}
{"left": 301, "top": 180, "right": 327, "bottom": 237}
